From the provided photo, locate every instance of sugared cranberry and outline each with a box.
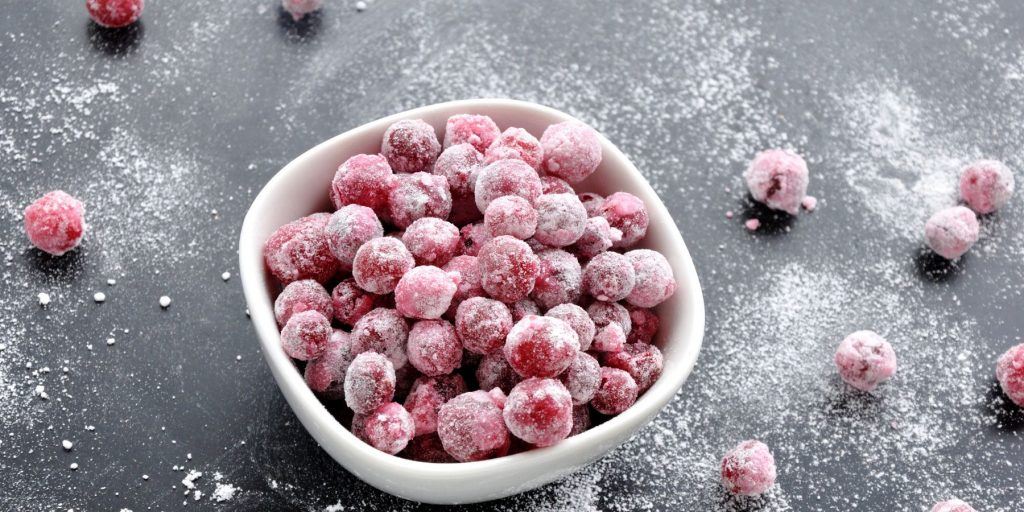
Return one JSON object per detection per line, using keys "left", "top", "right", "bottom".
{"left": 546, "top": 304, "right": 596, "bottom": 352}
{"left": 352, "top": 237, "right": 415, "bottom": 294}
{"left": 531, "top": 249, "right": 582, "bottom": 310}
{"left": 351, "top": 308, "right": 409, "bottom": 369}
{"left": 459, "top": 222, "right": 493, "bottom": 257}
{"left": 362, "top": 402, "right": 415, "bottom": 454}
{"left": 533, "top": 194, "right": 587, "bottom": 247}
{"left": 834, "top": 330, "right": 897, "bottom": 392}
{"left": 476, "top": 350, "right": 522, "bottom": 394}
{"left": 591, "top": 367, "right": 638, "bottom": 415}
{"left": 924, "top": 206, "right": 979, "bottom": 260}
{"left": 592, "top": 323, "right": 626, "bottom": 353}
{"left": 455, "top": 297, "right": 513, "bottom": 355}
{"left": 583, "top": 251, "right": 636, "bottom": 302}
{"left": 959, "top": 160, "right": 1014, "bottom": 214}
{"left": 304, "top": 330, "right": 355, "bottom": 400}
{"left": 403, "top": 374, "right": 467, "bottom": 437}
{"left": 388, "top": 172, "right": 452, "bottom": 229}
{"left": 485, "top": 195, "right": 538, "bottom": 240}
{"left": 331, "top": 279, "right": 377, "bottom": 327}
{"left": 510, "top": 299, "right": 540, "bottom": 322}
{"left": 344, "top": 352, "right": 396, "bottom": 414}
{"left": 541, "top": 176, "right": 574, "bottom": 195}
{"left": 403, "top": 217, "right": 460, "bottom": 267}
{"left": 625, "top": 249, "right": 676, "bottom": 308}
{"left": 443, "top": 114, "right": 501, "bottom": 153}
{"left": 485, "top": 127, "right": 544, "bottom": 171}
{"left": 930, "top": 499, "right": 978, "bottom": 512}
{"left": 600, "top": 192, "right": 649, "bottom": 249}
{"left": 264, "top": 213, "right": 338, "bottom": 284}
{"left": 330, "top": 154, "right": 393, "bottom": 217}
{"left": 572, "top": 216, "right": 621, "bottom": 260}
{"left": 578, "top": 192, "right": 605, "bottom": 217}
{"left": 280, "top": 310, "right": 331, "bottom": 361}
{"left": 587, "top": 301, "right": 632, "bottom": 335}
{"left": 394, "top": 266, "right": 460, "bottom": 320}
{"left": 602, "top": 342, "right": 663, "bottom": 392}
{"left": 996, "top": 343, "right": 1024, "bottom": 407}
{"left": 325, "top": 204, "right": 383, "bottom": 270}
{"left": 744, "top": 149, "right": 809, "bottom": 215}
{"left": 540, "top": 121, "right": 602, "bottom": 183}
{"left": 281, "top": 0, "right": 321, "bottom": 21}
{"left": 382, "top": 119, "right": 441, "bottom": 173}
{"left": 720, "top": 440, "right": 777, "bottom": 496}
{"left": 626, "top": 306, "right": 659, "bottom": 344}
{"left": 504, "top": 315, "right": 580, "bottom": 378}
{"left": 478, "top": 236, "right": 541, "bottom": 303}
{"left": 274, "top": 279, "right": 333, "bottom": 326}
{"left": 437, "top": 391, "right": 510, "bottom": 462}
{"left": 503, "top": 378, "right": 573, "bottom": 447}
{"left": 474, "top": 159, "right": 543, "bottom": 213}
{"left": 407, "top": 320, "right": 462, "bottom": 376}
{"left": 23, "top": 190, "right": 86, "bottom": 256}
{"left": 87, "top": 0, "right": 143, "bottom": 28}
{"left": 559, "top": 353, "right": 600, "bottom": 405}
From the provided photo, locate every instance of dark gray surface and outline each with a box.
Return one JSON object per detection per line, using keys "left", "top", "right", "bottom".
{"left": 1, "top": 1, "right": 1022, "bottom": 510}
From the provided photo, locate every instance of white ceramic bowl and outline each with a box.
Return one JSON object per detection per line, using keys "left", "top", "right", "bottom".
{"left": 238, "top": 99, "right": 705, "bottom": 505}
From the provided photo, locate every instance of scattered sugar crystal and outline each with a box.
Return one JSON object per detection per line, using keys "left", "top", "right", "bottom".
{"left": 62, "top": 440, "right": 73, "bottom": 450}
{"left": 159, "top": 296, "right": 172, "bottom": 308}
{"left": 93, "top": 292, "right": 106, "bottom": 303}
{"left": 38, "top": 292, "right": 51, "bottom": 306}
{"left": 221, "top": 271, "right": 231, "bottom": 281}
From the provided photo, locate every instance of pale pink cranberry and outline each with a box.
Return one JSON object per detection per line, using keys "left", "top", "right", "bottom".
{"left": 394, "top": 266, "right": 460, "bottom": 320}
{"left": 87, "top": 0, "right": 143, "bottom": 28}
{"left": 559, "top": 352, "right": 600, "bottom": 405}
{"left": 600, "top": 192, "right": 649, "bottom": 249}
{"left": 331, "top": 279, "right": 376, "bottom": 327}
{"left": 546, "top": 304, "right": 596, "bottom": 351}
{"left": 930, "top": 499, "right": 977, "bottom": 512}
{"left": 455, "top": 297, "right": 513, "bottom": 355}
{"left": 326, "top": 204, "right": 383, "bottom": 270}
{"left": 569, "top": 404, "right": 590, "bottom": 436}
{"left": 407, "top": 320, "right": 462, "bottom": 376}
{"left": 351, "top": 307, "right": 410, "bottom": 369}
{"left": 402, "top": 433, "right": 455, "bottom": 463}
{"left": 434, "top": 143, "right": 484, "bottom": 210}
{"left": 531, "top": 249, "right": 582, "bottom": 310}
{"left": 330, "top": 154, "right": 393, "bottom": 217}
{"left": 578, "top": 192, "right": 605, "bottom": 217}
{"left": 503, "top": 378, "right": 573, "bottom": 447}
{"left": 280, "top": 310, "right": 331, "bottom": 361}
{"left": 403, "top": 374, "right": 468, "bottom": 437}
{"left": 264, "top": 213, "right": 338, "bottom": 284}
{"left": 485, "top": 127, "right": 544, "bottom": 171}
{"left": 442, "top": 255, "right": 484, "bottom": 308}
{"left": 382, "top": 119, "right": 441, "bottom": 173}
{"left": 401, "top": 217, "right": 460, "bottom": 267}
{"left": 602, "top": 342, "right": 663, "bottom": 392}
{"left": 304, "top": 330, "right": 355, "bottom": 400}
{"left": 275, "top": 279, "right": 333, "bottom": 326}
{"left": 583, "top": 251, "right": 636, "bottom": 302}
{"left": 625, "top": 249, "right": 676, "bottom": 308}
{"left": 959, "top": 160, "right": 1014, "bottom": 214}
{"left": 504, "top": 315, "right": 580, "bottom": 378}
{"left": 540, "top": 121, "right": 602, "bottom": 183}
{"left": 572, "top": 216, "right": 621, "bottom": 260}
{"left": 626, "top": 306, "right": 659, "bottom": 344}
{"left": 591, "top": 367, "right": 638, "bottom": 415}
{"left": 834, "top": 330, "right": 897, "bottom": 392}
{"left": 474, "top": 159, "right": 543, "bottom": 213}
{"left": 23, "top": 190, "right": 86, "bottom": 256}
{"left": 478, "top": 236, "right": 541, "bottom": 303}
{"left": 588, "top": 301, "right": 632, "bottom": 335}
{"left": 592, "top": 323, "right": 626, "bottom": 353}
{"left": 476, "top": 350, "right": 522, "bottom": 394}
{"left": 352, "top": 237, "right": 415, "bottom": 294}
{"left": 744, "top": 149, "right": 809, "bottom": 215}
{"left": 541, "top": 176, "right": 574, "bottom": 195}
{"left": 510, "top": 299, "right": 541, "bottom": 322}
{"left": 344, "top": 352, "right": 396, "bottom": 414}
{"left": 443, "top": 114, "right": 500, "bottom": 153}
{"left": 485, "top": 195, "right": 538, "bottom": 240}
{"left": 362, "top": 402, "right": 415, "bottom": 454}
{"left": 924, "top": 206, "right": 980, "bottom": 260}
{"left": 721, "top": 440, "right": 777, "bottom": 496}
{"left": 459, "top": 222, "right": 493, "bottom": 257}
{"left": 388, "top": 172, "right": 452, "bottom": 229}
{"left": 437, "top": 390, "right": 510, "bottom": 462}
{"left": 533, "top": 194, "right": 587, "bottom": 247}
{"left": 996, "top": 343, "right": 1024, "bottom": 407}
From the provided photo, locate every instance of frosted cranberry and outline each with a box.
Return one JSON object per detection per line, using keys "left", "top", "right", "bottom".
{"left": 264, "top": 213, "right": 338, "bottom": 284}
{"left": 455, "top": 297, "right": 513, "bottom": 354}
{"left": 476, "top": 350, "right": 522, "bottom": 394}
{"left": 504, "top": 315, "right": 580, "bottom": 378}
{"left": 625, "top": 249, "right": 676, "bottom": 308}
{"left": 591, "top": 367, "right": 638, "bottom": 415}
{"left": 363, "top": 402, "right": 415, "bottom": 454}
{"left": 959, "top": 160, "right": 1014, "bottom": 214}
{"left": 559, "top": 352, "right": 600, "bottom": 405}
{"left": 352, "top": 237, "right": 414, "bottom": 294}
{"left": 331, "top": 279, "right": 376, "bottom": 327}
{"left": 533, "top": 194, "right": 587, "bottom": 247}
{"left": 351, "top": 308, "right": 409, "bottom": 369}
{"left": 531, "top": 249, "right": 582, "bottom": 310}
{"left": 474, "top": 159, "right": 543, "bottom": 213}
{"left": 403, "top": 217, "right": 460, "bottom": 267}
{"left": 510, "top": 299, "right": 540, "bottom": 322}
{"left": 924, "top": 206, "right": 979, "bottom": 260}
{"left": 388, "top": 172, "right": 452, "bottom": 229}
{"left": 626, "top": 306, "right": 659, "bottom": 344}
{"left": 330, "top": 154, "right": 393, "bottom": 217}
{"left": 478, "top": 236, "right": 541, "bottom": 303}
{"left": 23, "top": 190, "right": 86, "bottom": 256}
{"left": 344, "top": 352, "right": 396, "bottom": 414}
{"left": 407, "top": 320, "right": 462, "bottom": 376}
{"left": 569, "top": 404, "right": 590, "bottom": 436}
{"left": 443, "top": 255, "right": 484, "bottom": 306}
{"left": 280, "top": 310, "right": 331, "bottom": 361}
{"left": 274, "top": 279, "right": 333, "bottom": 326}
{"left": 583, "top": 251, "right": 636, "bottom": 302}
{"left": 443, "top": 114, "right": 501, "bottom": 154}
{"left": 382, "top": 119, "right": 441, "bottom": 173}
{"left": 486, "top": 387, "right": 508, "bottom": 410}
{"left": 996, "top": 343, "right": 1024, "bottom": 407}
{"left": 930, "top": 499, "right": 977, "bottom": 512}
{"left": 602, "top": 342, "right": 663, "bottom": 392}
{"left": 540, "top": 121, "right": 602, "bottom": 183}
{"left": 592, "top": 323, "right": 626, "bottom": 353}
{"left": 485, "top": 196, "right": 538, "bottom": 240}
{"left": 325, "top": 204, "right": 383, "bottom": 270}
{"left": 546, "top": 304, "right": 596, "bottom": 351}
{"left": 588, "top": 301, "right": 632, "bottom": 335}
{"left": 572, "top": 216, "right": 621, "bottom": 260}
{"left": 281, "top": 0, "right": 321, "bottom": 20}
{"left": 304, "top": 330, "right": 355, "bottom": 400}
{"left": 541, "top": 176, "right": 574, "bottom": 195}
{"left": 403, "top": 374, "right": 467, "bottom": 436}
{"left": 459, "top": 222, "right": 493, "bottom": 257}
{"left": 578, "top": 192, "right": 605, "bottom": 217}
{"left": 834, "top": 330, "right": 897, "bottom": 392}
{"left": 86, "top": 0, "right": 143, "bottom": 28}
{"left": 744, "top": 149, "right": 809, "bottom": 215}
{"left": 721, "top": 440, "right": 777, "bottom": 496}
{"left": 394, "top": 266, "right": 459, "bottom": 320}
{"left": 503, "top": 378, "right": 573, "bottom": 447}
{"left": 600, "top": 192, "right": 649, "bottom": 248}
{"left": 437, "top": 391, "right": 510, "bottom": 462}
{"left": 402, "top": 433, "right": 455, "bottom": 463}
{"left": 485, "top": 127, "right": 544, "bottom": 171}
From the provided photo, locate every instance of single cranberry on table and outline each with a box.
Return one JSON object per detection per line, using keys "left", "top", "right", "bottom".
{"left": 996, "top": 342, "right": 1024, "bottom": 407}
{"left": 281, "top": 0, "right": 322, "bottom": 21}
{"left": 87, "top": 0, "right": 144, "bottom": 28}
{"left": 930, "top": 499, "right": 978, "bottom": 512}
{"left": 834, "top": 330, "right": 897, "bottom": 392}
{"left": 744, "top": 148, "right": 809, "bottom": 216}
{"left": 720, "top": 440, "right": 777, "bottom": 496}
{"left": 959, "top": 159, "right": 1014, "bottom": 215}
{"left": 924, "top": 206, "right": 979, "bottom": 260}
{"left": 23, "top": 190, "right": 86, "bottom": 256}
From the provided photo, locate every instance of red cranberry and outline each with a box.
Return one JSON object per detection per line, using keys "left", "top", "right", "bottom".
{"left": 591, "top": 367, "right": 638, "bottom": 415}
{"left": 407, "top": 320, "right": 462, "bottom": 377}
{"left": 504, "top": 315, "right": 580, "bottom": 378}
{"left": 478, "top": 236, "right": 541, "bottom": 303}
{"left": 455, "top": 297, "right": 512, "bottom": 355}
{"left": 437, "top": 391, "right": 510, "bottom": 462}
{"left": 331, "top": 279, "right": 377, "bottom": 327}
{"left": 503, "top": 378, "right": 573, "bottom": 447}
{"left": 23, "top": 190, "right": 86, "bottom": 256}
{"left": 362, "top": 402, "right": 415, "bottom": 454}
{"left": 344, "top": 352, "right": 396, "bottom": 414}
{"left": 280, "top": 310, "right": 331, "bottom": 361}
{"left": 352, "top": 237, "right": 415, "bottom": 294}
{"left": 330, "top": 154, "right": 393, "bottom": 217}
{"left": 274, "top": 279, "right": 333, "bottom": 327}
{"left": 403, "top": 374, "right": 467, "bottom": 437}
{"left": 381, "top": 119, "right": 441, "bottom": 173}
{"left": 264, "top": 213, "right": 338, "bottom": 285}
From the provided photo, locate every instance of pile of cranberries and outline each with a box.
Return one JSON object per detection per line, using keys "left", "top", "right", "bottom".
{"left": 263, "top": 114, "right": 676, "bottom": 461}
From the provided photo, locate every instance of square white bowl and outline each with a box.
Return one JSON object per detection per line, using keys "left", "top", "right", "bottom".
{"left": 238, "top": 99, "right": 705, "bottom": 505}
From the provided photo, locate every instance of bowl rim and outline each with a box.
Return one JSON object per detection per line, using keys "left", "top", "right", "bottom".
{"left": 238, "top": 98, "right": 705, "bottom": 482}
